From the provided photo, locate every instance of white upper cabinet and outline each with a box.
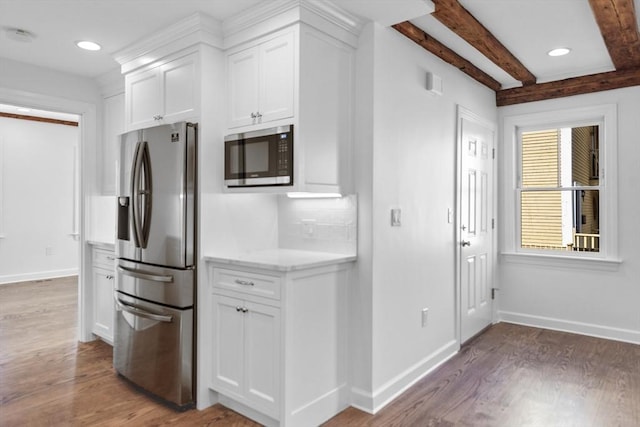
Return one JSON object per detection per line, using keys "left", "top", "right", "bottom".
{"left": 125, "top": 53, "right": 199, "bottom": 130}
{"left": 227, "top": 31, "right": 294, "bottom": 129}
{"left": 225, "top": 24, "right": 355, "bottom": 195}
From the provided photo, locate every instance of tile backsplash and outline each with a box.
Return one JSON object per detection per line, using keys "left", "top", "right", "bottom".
{"left": 278, "top": 194, "right": 357, "bottom": 255}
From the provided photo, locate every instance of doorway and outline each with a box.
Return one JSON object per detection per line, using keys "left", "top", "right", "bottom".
{"left": 456, "top": 106, "right": 496, "bottom": 344}
{"left": 0, "top": 104, "right": 80, "bottom": 283}
{"left": 0, "top": 87, "right": 96, "bottom": 342}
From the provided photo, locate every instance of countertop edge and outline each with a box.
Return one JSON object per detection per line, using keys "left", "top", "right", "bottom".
{"left": 203, "top": 253, "right": 357, "bottom": 272}
{"left": 87, "top": 240, "right": 116, "bottom": 250}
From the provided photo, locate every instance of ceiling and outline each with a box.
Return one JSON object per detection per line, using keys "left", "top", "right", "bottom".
{"left": 1, "top": 0, "right": 639, "bottom": 106}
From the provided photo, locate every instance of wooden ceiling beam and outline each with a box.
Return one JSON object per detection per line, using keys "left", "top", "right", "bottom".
{"left": 496, "top": 67, "right": 640, "bottom": 106}
{"left": 393, "top": 21, "right": 502, "bottom": 91}
{"left": 431, "top": 0, "right": 537, "bottom": 85}
{"left": 588, "top": 0, "right": 640, "bottom": 70}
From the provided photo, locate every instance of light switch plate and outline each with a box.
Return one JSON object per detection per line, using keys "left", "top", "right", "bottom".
{"left": 391, "top": 208, "right": 401, "bottom": 226}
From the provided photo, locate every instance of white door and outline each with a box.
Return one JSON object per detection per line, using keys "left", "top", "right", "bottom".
{"left": 227, "top": 46, "right": 260, "bottom": 128}
{"left": 259, "top": 31, "right": 294, "bottom": 124}
{"left": 457, "top": 107, "right": 495, "bottom": 343}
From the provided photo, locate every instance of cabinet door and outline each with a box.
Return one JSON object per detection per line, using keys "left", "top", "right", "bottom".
{"left": 125, "top": 67, "right": 160, "bottom": 130}
{"left": 259, "top": 31, "right": 294, "bottom": 124}
{"left": 227, "top": 46, "right": 260, "bottom": 129}
{"left": 211, "top": 294, "right": 245, "bottom": 399}
{"left": 244, "top": 300, "right": 280, "bottom": 417}
{"left": 101, "top": 93, "right": 124, "bottom": 195}
{"left": 161, "top": 54, "right": 198, "bottom": 123}
{"left": 93, "top": 266, "right": 115, "bottom": 343}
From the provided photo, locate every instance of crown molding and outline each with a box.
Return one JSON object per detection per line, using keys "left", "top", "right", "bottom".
{"left": 223, "top": 0, "right": 364, "bottom": 49}
{"left": 114, "top": 12, "right": 223, "bottom": 72}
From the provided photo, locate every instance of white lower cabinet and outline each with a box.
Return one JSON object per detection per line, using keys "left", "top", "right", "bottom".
{"left": 211, "top": 294, "right": 280, "bottom": 418}
{"left": 208, "top": 262, "right": 351, "bottom": 427}
{"left": 92, "top": 246, "right": 115, "bottom": 344}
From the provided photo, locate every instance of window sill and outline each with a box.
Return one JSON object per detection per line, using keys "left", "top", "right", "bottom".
{"left": 500, "top": 252, "right": 622, "bottom": 272}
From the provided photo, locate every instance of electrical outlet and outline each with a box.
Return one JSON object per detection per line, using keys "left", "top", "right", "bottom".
{"left": 301, "top": 219, "right": 316, "bottom": 237}
{"left": 421, "top": 308, "right": 429, "bottom": 327}
{"left": 45, "top": 246, "right": 54, "bottom": 256}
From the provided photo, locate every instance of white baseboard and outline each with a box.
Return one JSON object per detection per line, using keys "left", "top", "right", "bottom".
{"left": 289, "top": 383, "right": 349, "bottom": 426}
{"left": 351, "top": 339, "right": 459, "bottom": 414}
{"left": 498, "top": 310, "right": 640, "bottom": 345}
{"left": 0, "top": 269, "right": 78, "bottom": 285}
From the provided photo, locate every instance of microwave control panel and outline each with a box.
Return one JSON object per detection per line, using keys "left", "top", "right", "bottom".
{"left": 277, "top": 133, "right": 292, "bottom": 176}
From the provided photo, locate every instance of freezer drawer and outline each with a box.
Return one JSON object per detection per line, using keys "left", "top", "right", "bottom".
{"left": 116, "top": 259, "right": 193, "bottom": 308}
{"left": 113, "top": 292, "right": 193, "bottom": 407}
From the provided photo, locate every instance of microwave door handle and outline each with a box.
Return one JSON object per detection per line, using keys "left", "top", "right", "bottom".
{"left": 139, "top": 141, "right": 152, "bottom": 248}
{"left": 114, "top": 293, "right": 173, "bottom": 323}
{"left": 131, "top": 141, "right": 144, "bottom": 248}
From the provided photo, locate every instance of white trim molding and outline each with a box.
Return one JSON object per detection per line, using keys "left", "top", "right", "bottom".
{"left": 500, "top": 103, "right": 620, "bottom": 266}
{"left": 498, "top": 312, "right": 640, "bottom": 345}
{"left": 350, "top": 339, "right": 458, "bottom": 414}
{"left": 0, "top": 269, "right": 79, "bottom": 286}
{"left": 0, "top": 137, "right": 4, "bottom": 240}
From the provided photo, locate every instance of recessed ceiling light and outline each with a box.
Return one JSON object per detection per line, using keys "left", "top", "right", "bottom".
{"left": 76, "top": 40, "right": 101, "bottom": 51}
{"left": 548, "top": 47, "right": 571, "bottom": 57}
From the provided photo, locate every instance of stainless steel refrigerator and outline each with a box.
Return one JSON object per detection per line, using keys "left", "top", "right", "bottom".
{"left": 114, "top": 121, "right": 197, "bottom": 408}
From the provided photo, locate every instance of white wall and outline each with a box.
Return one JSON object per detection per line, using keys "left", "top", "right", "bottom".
{"left": 497, "top": 86, "right": 640, "bottom": 344}
{"left": 351, "top": 23, "right": 497, "bottom": 412}
{"left": 0, "top": 117, "right": 79, "bottom": 283}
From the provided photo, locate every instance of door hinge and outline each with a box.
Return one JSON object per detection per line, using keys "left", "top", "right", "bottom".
{"left": 492, "top": 218, "right": 495, "bottom": 229}
{"left": 491, "top": 288, "right": 499, "bottom": 300}
{"left": 492, "top": 148, "right": 495, "bottom": 159}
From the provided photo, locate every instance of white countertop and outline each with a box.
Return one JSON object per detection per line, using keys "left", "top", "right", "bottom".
{"left": 87, "top": 240, "right": 115, "bottom": 251}
{"left": 204, "top": 249, "right": 356, "bottom": 272}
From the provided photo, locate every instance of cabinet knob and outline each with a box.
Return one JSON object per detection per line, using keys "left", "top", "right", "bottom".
{"left": 242, "top": 307, "right": 249, "bottom": 313}
{"left": 236, "top": 306, "right": 242, "bottom": 312}
{"left": 250, "top": 112, "right": 257, "bottom": 119}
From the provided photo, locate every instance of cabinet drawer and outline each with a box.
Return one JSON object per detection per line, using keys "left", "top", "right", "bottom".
{"left": 212, "top": 268, "right": 281, "bottom": 301}
{"left": 93, "top": 248, "right": 116, "bottom": 270}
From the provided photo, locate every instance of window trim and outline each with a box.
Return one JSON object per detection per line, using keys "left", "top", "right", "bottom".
{"left": 501, "top": 104, "right": 619, "bottom": 267}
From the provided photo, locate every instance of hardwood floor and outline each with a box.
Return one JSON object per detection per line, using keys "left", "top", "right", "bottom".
{"left": 1, "top": 277, "right": 638, "bottom": 426}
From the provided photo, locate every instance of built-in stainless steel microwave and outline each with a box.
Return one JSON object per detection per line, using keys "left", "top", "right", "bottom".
{"left": 224, "top": 125, "right": 293, "bottom": 187}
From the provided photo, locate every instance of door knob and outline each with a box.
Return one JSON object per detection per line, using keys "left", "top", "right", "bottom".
{"left": 461, "top": 240, "right": 471, "bottom": 247}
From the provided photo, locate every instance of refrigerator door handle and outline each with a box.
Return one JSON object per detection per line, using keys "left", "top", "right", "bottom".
{"left": 118, "top": 265, "right": 174, "bottom": 283}
{"left": 131, "top": 140, "right": 153, "bottom": 249}
{"left": 114, "top": 293, "right": 173, "bottom": 323}
{"left": 130, "top": 141, "right": 142, "bottom": 248}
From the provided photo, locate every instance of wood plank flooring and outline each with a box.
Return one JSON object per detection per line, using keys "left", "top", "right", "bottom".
{"left": 1, "top": 277, "right": 639, "bottom": 426}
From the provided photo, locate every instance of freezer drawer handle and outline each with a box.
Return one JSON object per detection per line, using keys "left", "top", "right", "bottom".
{"left": 114, "top": 294, "right": 173, "bottom": 323}
{"left": 118, "top": 265, "right": 174, "bottom": 283}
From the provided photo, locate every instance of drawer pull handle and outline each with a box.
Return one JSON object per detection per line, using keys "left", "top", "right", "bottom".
{"left": 234, "top": 279, "right": 255, "bottom": 287}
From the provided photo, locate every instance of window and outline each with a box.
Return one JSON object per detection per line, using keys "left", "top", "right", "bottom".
{"left": 519, "top": 126, "right": 600, "bottom": 252}
{"left": 501, "top": 104, "right": 619, "bottom": 266}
